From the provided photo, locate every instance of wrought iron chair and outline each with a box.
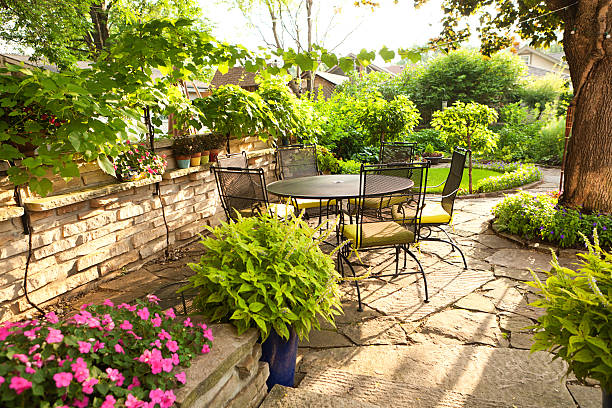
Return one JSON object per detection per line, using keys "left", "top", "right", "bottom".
{"left": 275, "top": 144, "right": 334, "bottom": 222}
{"left": 392, "top": 147, "right": 469, "bottom": 268}
{"left": 338, "top": 162, "right": 430, "bottom": 311}
{"left": 212, "top": 166, "right": 294, "bottom": 221}
{"left": 217, "top": 151, "right": 248, "bottom": 168}
{"left": 379, "top": 141, "right": 417, "bottom": 164}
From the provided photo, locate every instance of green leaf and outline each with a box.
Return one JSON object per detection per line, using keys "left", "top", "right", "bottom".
{"left": 249, "top": 302, "right": 265, "bottom": 313}
{"left": 97, "top": 155, "right": 116, "bottom": 176}
{"left": 379, "top": 46, "right": 395, "bottom": 62}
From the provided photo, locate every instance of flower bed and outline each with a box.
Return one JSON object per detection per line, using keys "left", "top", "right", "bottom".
{"left": 475, "top": 163, "right": 541, "bottom": 193}
{"left": 493, "top": 191, "right": 612, "bottom": 248}
{"left": 0, "top": 296, "right": 212, "bottom": 407}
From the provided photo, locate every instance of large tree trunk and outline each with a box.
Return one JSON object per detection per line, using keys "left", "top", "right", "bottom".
{"left": 560, "top": 0, "right": 612, "bottom": 214}
{"left": 86, "top": 2, "right": 110, "bottom": 59}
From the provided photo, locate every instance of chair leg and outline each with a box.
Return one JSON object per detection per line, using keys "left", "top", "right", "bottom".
{"left": 404, "top": 247, "right": 429, "bottom": 303}
{"left": 395, "top": 247, "right": 399, "bottom": 277}
{"left": 403, "top": 245, "right": 407, "bottom": 269}
{"left": 439, "top": 227, "right": 456, "bottom": 251}
{"left": 426, "top": 237, "right": 468, "bottom": 270}
{"left": 339, "top": 248, "right": 363, "bottom": 312}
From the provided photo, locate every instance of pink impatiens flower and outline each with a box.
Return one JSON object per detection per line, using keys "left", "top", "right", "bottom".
{"left": 120, "top": 320, "right": 133, "bottom": 331}
{"left": 146, "top": 294, "right": 160, "bottom": 304}
{"left": 171, "top": 353, "right": 180, "bottom": 365}
{"left": 82, "top": 378, "right": 98, "bottom": 394}
{"left": 71, "top": 357, "right": 90, "bottom": 383}
{"left": 9, "top": 376, "right": 32, "bottom": 394}
{"left": 72, "top": 396, "right": 89, "bottom": 408}
{"left": 0, "top": 376, "right": 4, "bottom": 384}
{"left": 158, "top": 329, "right": 171, "bottom": 341}
{"left": 53, "top": 372, "right": 72, "bottom": 388}
{"left": 164, "top": 308, "right": 176, "bottom": 319}
{"left": 103, "top": 299, "right": 114, "bottom": 307}
{"left": 78, "top": 341, "right": 92, "bottom": 354}
{"left": 160, "top": 390, "right": 177, "bottom": 408}
{"left": 45, "top": 311, "right": 59, "bottom": 323}
{"left": 46, "top": 328, "right": 64, "bottom": 344}
{"left": 151, "top": 314, "right": 162, "bottom": 328}
{"left": 137, "top": 307, "right": 150, "bottom": 321}
{"left": 93, "top": 341, "right": 105, "bottom": 352}
{"left": 13, "top": 354, "right": 28, "bottom": 364}
{"left": 114, "top": 344, "right": 125, "bottom": 354}
{"left": 166, "top": 340, "right": 179, "bottom": 353}
{"left": 101, "top": 395, "right": 116, "bottom": 408}
{"left": 149, "top": 388, "right": 165, "bottom": 404}
{"left": 175, "top": 371, "right": 186, "bottom": 384}
{"left": 183, "top": 317, "right": 194, "bottom": 327}
{"left": 125, "top": 394, "right": 145, "bottom": 408}
{"left": 106, "top": 368, "right": 125, "bottom": 387}
{"left": 201, "top": 344, "right": 211, "bottom": 354}
{"left": 127, "top": 376, "right": 141, "bottom": 391}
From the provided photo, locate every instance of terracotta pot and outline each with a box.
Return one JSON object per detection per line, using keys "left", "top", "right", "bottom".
{"left": 175, "top": 154, "right": 191, "bottom": 169}
{"left": 209, "top": 148, "right": 220, "bottom": 163}
{"left": 190, "top": 156, "right": 201, "bottom": 166}
{"left": 200, "top": 151, "right": 210, "bottom": 164}
{"left": 191, "top": 152, "right": 202, "bottom": 158}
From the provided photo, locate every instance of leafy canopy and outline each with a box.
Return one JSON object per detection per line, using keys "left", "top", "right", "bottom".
{"left": 431, "top": 101, "right": 498, "bottom": 155}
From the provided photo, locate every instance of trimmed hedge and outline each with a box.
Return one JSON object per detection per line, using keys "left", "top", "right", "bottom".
{"left": 476, "top": 164, "right": 542, "bottom": 193}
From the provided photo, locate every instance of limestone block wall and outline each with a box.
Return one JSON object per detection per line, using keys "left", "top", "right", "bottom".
{"left": 0, "top": 147, "right": 276, "bottom": 322}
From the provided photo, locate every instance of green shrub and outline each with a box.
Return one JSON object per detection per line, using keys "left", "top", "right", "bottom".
{"left": 528, "top": 238, "right": 612, "bottom": 392}
{"left": 338, "top": 159, "right": 362, "bottom": 174}
{"left": 402, "top": 128, "right": 447, "bottom": 152}
{"left": 532, "top": 116, "right": 565, "bottom": 165}
{"left": 519, "top": 74, "right": 568, "bottom": 110}
{"left": 184, "top": 213, "right": 342, "bottom": 341}
{"left": 493, "top": 192, "right": 612, "bottom": 248}
{"left": 350, "top": 145, "right": 379, "bottom": 163}
{"left": 476, "top": 164, "right": 542, "bottom": 193}
{"left": 317, "top": 146, "right": 340, "bottom": 173}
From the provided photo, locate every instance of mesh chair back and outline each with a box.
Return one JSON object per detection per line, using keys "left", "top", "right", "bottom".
{"left": 379, "top": 141, "right": 417, "bottom": 164}
{"left": 212, "top": 166, "right": 269, "bottom": 221}
{"left": 353, "top": 162, "right": 429, "bottom": 240}
{"left": 217, "top": 151, "right": 248, "bottom": 168}
{"left": 276, "top": 144, "right": 319, "bottom": 179}
{"left": 441, "top": 148, "right": 468, "bottom": 214}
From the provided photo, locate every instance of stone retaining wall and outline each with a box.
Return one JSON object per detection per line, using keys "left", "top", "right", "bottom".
{"left": 0, "top": 147, "right": 276, "bottom": 322}
{"left": 176, "top": 324, "right": 268, "bottom": 408}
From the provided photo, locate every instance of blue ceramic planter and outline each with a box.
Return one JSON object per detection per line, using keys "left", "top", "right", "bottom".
{"left": 176, "top": 159, "right": 191, "bottom": 169}
{"left": 603, "top": 389, "right": 612, "bottom": 408}
{"left": 260, "top": 327, "right": 298, "bottom": 390}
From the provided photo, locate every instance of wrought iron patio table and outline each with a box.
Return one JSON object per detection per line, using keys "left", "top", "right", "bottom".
{"left": 266, "top": 174, "right": 414, "bottom": 201}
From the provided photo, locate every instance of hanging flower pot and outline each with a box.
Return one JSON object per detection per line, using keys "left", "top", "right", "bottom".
{"left": 190, "top": 152, "right": 202, "bottom": 166}
{"left": 260, "top": 327, "right": 298, "bottom": 390}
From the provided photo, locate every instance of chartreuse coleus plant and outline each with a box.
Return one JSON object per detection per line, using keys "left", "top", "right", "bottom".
{"left": 183, "top": 211, "right": 343, "bottom": 341}
{"left": 528, "top": 232, "right": 612, "bottom": 392}
{"left": 0, "top": 296, "right": 213, "bottom": 407}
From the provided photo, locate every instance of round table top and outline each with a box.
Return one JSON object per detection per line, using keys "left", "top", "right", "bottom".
{"left": 267, "top": 174, "right": 414, "bottom": 200}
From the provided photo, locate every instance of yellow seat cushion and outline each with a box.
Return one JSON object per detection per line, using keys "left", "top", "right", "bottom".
{"left": 392, "top": 202, "right": 451, "bottom": 225}
{"left": 342, "top": 221, "right": 415, "bottom": 249}
{"left": 348, "top": 196, "right": 407, "bottom": 209}
{"left": 236, "top": 204, "right": 295, "bottom": 218}
{"left": 294, "top": 198, "right": 336, "bottom": 210}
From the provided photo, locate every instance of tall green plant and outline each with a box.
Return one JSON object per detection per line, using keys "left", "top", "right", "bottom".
{"left": 359, "top": 95, "right": 421, "bottom": 146}
{"left": 431, "top": 101, "right": 498, "bottom": 193}
{"left": 529, "top": 235, "right": 612, "bottom": 392}
{"left": 183, "top": 212, "right": 342, "bottom": 341}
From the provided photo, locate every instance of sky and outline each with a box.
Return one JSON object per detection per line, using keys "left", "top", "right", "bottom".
{"left": 199, "top": 0, "right": 464, "bottom": 64}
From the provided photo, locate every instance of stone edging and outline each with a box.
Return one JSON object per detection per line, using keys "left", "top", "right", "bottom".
{"left": 489, "top": 219, "right": 561, "bottom": 255}
{"left": 455, "top": 179, "right": 544, "bottom": 200}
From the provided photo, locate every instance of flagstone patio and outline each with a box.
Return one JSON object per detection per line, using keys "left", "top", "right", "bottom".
{"left": 59, "top": 167, "right": 601, "bottom": 407}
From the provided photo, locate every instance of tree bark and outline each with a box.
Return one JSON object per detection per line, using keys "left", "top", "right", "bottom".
{"left": 305, "top": 0, "right": 314, "bottom": 94}
{"left": 560, "top": 0, "right": 612, "bottom": 214}
{"left": 86, "top": 2, "right": 110, "bottom": 59}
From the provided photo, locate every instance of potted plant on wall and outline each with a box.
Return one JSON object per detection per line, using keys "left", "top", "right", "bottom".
{"left": 208, "top": 133, "right": 225, "bottom": 163}
{"left": 189, "top": 137, "right": 202, "bottom": 167}
{"left": 182, "top": 212, "right": 342, "bottom": 389}
{"left": 197, "top": 134, "right": 210, "bottom": 165}
{"left": 172, "top": 136, "right": 192, "bottom": 169}
{"left": 529, "top": 233, "right": 612, "bottom": 408}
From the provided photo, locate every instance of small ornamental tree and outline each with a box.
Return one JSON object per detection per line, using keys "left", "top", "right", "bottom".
{"left": 432, "top": 101, "right": 498, "bottom": 193}
{"left": 193, "top": 85, "right": 279, "bottom": 150}
{"left": 359, "top": 95, "right": 421, "bottom": 146}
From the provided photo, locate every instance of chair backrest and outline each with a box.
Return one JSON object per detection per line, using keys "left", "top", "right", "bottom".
{"left": 217, "top": 151, "right": 248, "bottom": 168}
{"left": 352, "top": 162, "right": 429, "bottom": 243}
{"left": 276, "top": 144, "right": 319, "bottom": 179}
{"left": 212, "top": 166, "right": 269, "bottom": 221}
{"left": 379, "top": 141, "right": 417, "bottom": 164}
{"left": 441, "top": 148, "right": 468, "bottom": 215}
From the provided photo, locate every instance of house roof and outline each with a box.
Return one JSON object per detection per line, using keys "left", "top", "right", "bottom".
{"left": 314, "top": 71, "right": 349, "bottom": 86}
{"left": 517, "top": 45, "right": 567, "bottom": 67}
{"left": 0, "top": 53, "right": 56, "bottom": 71}
{"left": 210, "top": 67, "right": 258, "bottom": 88}
{"left": 384, "top": 65, "right": 404, "bottom": 75}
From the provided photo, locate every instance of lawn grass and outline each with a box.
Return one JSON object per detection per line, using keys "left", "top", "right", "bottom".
{"left": 426, "top": 167, "right": 503, "bottom": 194}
